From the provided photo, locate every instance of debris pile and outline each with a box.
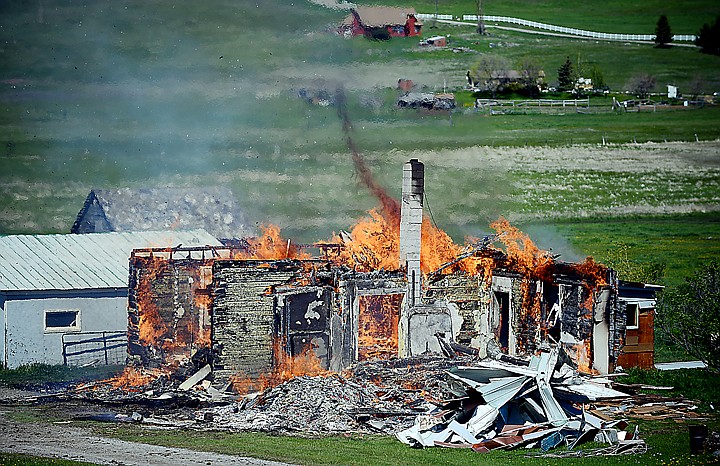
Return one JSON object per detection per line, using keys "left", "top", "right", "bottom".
{"left": 206, "top": 374, "right": 417, "bottom": 435}
{"left": 73, "top": 365, "right": 230, "bottom": 407}
{"left": 202, "top": 355, "right": 469, "bottom": 435}
{"left": 396, "top": 348, "right": 645, "bottom": 455}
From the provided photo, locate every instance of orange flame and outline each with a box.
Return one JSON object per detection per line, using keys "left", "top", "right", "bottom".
{"left": 331, "top": 209, "right": 399, "bottom": 271}
{"left": 490, "top": 217, "right": 554, "bottom": 278}
{"left": 106, "top": 366, "right": 169, "bottom": 392}
{"left": 574, "top": 256, "right": 609, "bottom": 288}
{"left": 420, "top": 217, "right": 462, "bottom": 273}
{"left": 358, "top": 294, "right": 402, "bottom": 360}
{"left": 234, "top": 224, "right": 311, "bottom": 260}
{"left": 230, "top": 339, "right": 331, "bottom": 395}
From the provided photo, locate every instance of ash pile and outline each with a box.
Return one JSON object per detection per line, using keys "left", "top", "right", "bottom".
{"left": 202, "top": 356, "right": 470, "bottom": 435}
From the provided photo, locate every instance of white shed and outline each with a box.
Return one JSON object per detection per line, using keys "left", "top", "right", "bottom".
{"left": 0, "top": 230, "right": 221, "bottom": 368}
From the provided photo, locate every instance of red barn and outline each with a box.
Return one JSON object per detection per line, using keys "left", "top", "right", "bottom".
{"left": 340, "top": 6, "right": 422, "bottom": 39}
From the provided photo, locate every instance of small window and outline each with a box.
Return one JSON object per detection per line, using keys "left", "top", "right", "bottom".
{"left": 45, "top": 310, "right": 80, "bottom": 333}
{"left": 626, "top": 304, "right": 639, "bottom": 329}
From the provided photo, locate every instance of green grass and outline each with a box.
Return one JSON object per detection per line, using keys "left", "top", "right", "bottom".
{"left": 0, "top": 364, "right": 123, "bottom": 388}
{"left": 0, "top": 453, "right": 95, "bottom": 466}
{"left": 367, "top": 0, "right": 720, "bottom": 34}
{"left": 548, "top": 213, "right": 720, "bottom": 288}
{"left": 617, "top": 367, "right": 720, "bottom": 408}
{"left": 0, "top": 0, "right": 719, "bottom": 284}
{"left": 81, "top": 417, "right": 719, "bottom": 466}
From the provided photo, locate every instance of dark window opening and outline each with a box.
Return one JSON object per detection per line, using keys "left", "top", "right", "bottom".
{"left": 626, "top": 303, "right": 639, "bottom": 328}
{"left": 495, "top": 291, "right": 510, "bottom": 352}
{"left": 45, "top": 310, "right": 79, "bottom": 332}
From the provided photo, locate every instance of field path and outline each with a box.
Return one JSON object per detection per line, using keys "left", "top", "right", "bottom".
{"left": 0, "top": 409, "right": 293, "bottom": 466}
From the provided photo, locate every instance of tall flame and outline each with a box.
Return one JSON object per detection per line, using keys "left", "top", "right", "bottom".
{"left": 235, "top": 224, "right": 310, "bottom": 260}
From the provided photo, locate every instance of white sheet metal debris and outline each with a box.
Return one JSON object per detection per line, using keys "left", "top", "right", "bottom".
{"left": 396, "top": 348, "right": 639, "bottom": 453}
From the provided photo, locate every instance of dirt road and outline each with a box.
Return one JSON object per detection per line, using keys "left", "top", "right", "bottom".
{"left": 0, "top": 390, "right": 293, "bottom": 466}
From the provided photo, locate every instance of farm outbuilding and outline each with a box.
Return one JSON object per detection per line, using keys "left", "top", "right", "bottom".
{"left": 71, "top": 187, "right": 254, "bottom": 240}
{"left": 340, "top": 6, "right": 422, "bottom": 38}
{"left": 0, "top": 230, "right": 221, "bottom": 368}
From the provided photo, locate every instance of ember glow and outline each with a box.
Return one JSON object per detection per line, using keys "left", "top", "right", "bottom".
{"left": 358, "top": 294, "right": 402, "bottom": 360}
{"left": 108, "top": 367, "right": 169, "bottom": 392}
{"left": 230, "top": 339, "right": 330, "bottom": 395}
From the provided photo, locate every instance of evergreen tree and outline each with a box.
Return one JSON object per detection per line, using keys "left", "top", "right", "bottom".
{"left": 696, "top": 16, "right": 720, "bottom": 55}
{"left": 654, "top": 15, "right": 673, "bottom": 47}
{"left": 557, "top": 57, "right": 574, "bottom": 91}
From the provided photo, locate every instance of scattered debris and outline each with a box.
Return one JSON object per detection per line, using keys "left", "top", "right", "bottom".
{"left": 395, "top": 348, "right": 643, "bottom": 455}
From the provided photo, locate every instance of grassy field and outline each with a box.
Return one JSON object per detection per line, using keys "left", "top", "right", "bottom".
{"left": 366, "top": 0, "right": 720, "bottom": 34}
{"left": 1, "top": 1, "right": 719, "bottom": 282}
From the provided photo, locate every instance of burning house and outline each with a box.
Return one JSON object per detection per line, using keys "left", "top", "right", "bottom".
{"left": 126, "top": 159, "right": 649, "bottom": 384}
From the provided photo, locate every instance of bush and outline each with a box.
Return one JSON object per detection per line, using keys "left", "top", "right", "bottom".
{"left": 656, "top": 260, "right": 720, "bottom": 373}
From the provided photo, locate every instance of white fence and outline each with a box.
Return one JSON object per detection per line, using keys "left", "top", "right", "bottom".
{"left": 476, "top": 98, "right": 590, "bottom": 108}
{"left": 416, "top": 13, "right": 696, "bottom": 42}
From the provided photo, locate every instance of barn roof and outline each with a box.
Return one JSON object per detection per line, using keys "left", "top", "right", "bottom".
{"left": 71, "top": 187, "right": 254, "bottom": 239}
{"left": 0, "top": 230, "right": 221, "bottom": 292}
{"left": 344, "top": 6, "right": 421, "bottom": 28}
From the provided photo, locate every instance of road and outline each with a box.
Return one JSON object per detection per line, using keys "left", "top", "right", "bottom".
{"left": 0, "top": 397, "right": 293, "bottom": 466}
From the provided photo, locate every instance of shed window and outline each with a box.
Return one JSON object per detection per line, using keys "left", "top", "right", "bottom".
{"left": 626, "top": 304, "right": 639, "bottom": 329}
{"left": 45, "top": 310, "right": 80, "bottom": 333}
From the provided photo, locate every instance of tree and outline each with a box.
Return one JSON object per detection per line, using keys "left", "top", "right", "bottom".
{"left": 695, "top": 16, "right": 720, "bottom": 55}
{"left": 557, "top": 57, "right": 575, "bottom": 91}
{"left": 687, "top": 75, "right": 705, "bottom": 100}
{"left": 604, "top": 242, "right": 665, "bottom": 284}
{"left": 627, "top": 73, "right": 656, "bottom": 100}
{"left": 470, "top": 55, "right": 511, "bottom": 98}
{"left": 589, "top": 65, "right": 607, "bottom": 92}
{"left": 654, "top": 15, "right": 673, "bottom": 47}
{"left": 517, "top": 57, "right": 543, "bottom": 97}
{"left": 656, "top": 260, "right": 720, "bottom": 373}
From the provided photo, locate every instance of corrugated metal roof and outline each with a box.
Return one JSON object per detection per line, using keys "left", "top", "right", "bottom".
{"left": 0, "top": 230, "right": 221, "bottom": 292}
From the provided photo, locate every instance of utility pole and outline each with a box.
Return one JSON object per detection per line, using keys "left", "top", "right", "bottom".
{"left": 476, "top": 0, "right": 486, "bottom": 35}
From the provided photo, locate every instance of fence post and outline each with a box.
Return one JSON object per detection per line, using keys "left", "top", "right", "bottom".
{"left": 62, "top": 334, "right": 68, "bottom": 366}
{"left": 103, "top": 332, "right": 109, "bottom": 365}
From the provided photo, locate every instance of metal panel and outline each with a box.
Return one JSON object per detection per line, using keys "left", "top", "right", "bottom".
{"left": 0, "top": 230, "right": 221, "bottom": 292}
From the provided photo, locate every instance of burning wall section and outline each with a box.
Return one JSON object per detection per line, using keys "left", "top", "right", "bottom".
{"left": 127, "top": 250, "right": 213, "bottom": 369}
{"left": 424, "top": 254, "right": 626, "bottom": 373}
{"left": 127, "top": 248, "right": 408, "bottom": 381}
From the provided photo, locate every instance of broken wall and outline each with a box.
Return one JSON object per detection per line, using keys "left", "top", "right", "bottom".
{"left": 127, "top": 254, "right": 213, "bottom": 368}
{"left": 211, "top": 260, "right": 303, "bottom": 380}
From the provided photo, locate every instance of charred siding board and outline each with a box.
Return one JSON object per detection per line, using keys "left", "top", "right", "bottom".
{"left": 212, "top": 262, "right": 297, "bottom": 380}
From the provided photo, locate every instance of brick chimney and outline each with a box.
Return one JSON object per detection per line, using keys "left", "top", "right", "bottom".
{"left": 399, "top": 159, "right": 424, "bottom": 306}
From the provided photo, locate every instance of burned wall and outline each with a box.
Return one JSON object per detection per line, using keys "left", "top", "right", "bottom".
{"left": 425, "top": 274, "right": 486, "bottom": 347}
{"left": 336, "top": 273, "right": 406, "bottom": 367}
{"left": 127, "top": 255, "right": 213, "bottom": 368}
{"left": 211, "top": 260, "right": 302, "bottom": 380}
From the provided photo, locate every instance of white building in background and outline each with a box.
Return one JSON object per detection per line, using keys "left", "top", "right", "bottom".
{"left": 0, "top": 230, "right": 220, "bottom": 368}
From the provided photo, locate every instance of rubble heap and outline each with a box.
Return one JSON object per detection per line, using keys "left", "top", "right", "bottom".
{"left": 396, "top": 347, "right": 644, "bottom": 454}
{"left": 203, "top": 355, "right": 470, "bottom": 435}
{"left": 207, "top": 374, "right": 420, "bottom": 435}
